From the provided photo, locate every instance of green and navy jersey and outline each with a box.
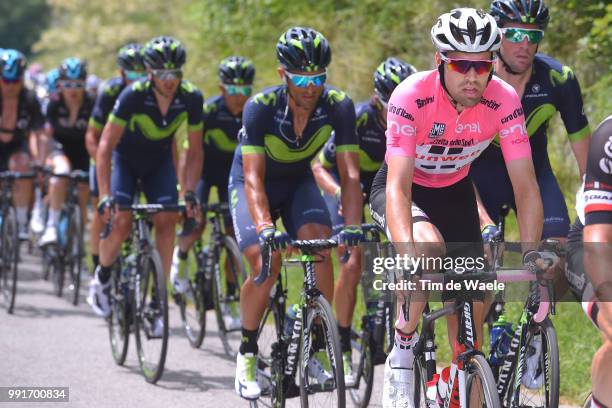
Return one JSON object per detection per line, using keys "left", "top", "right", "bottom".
{"left": 89, "top": 76, "right": 126, "bottom": 130}
{"left": 109, "top": 79, "right": 203, "bottom": 159}
{"left": 318, "top": 100, "right": 386, "bottom": 196}
{"left": 476, "top": 53, "right": 590, "bottom": 174}
{"left": 0, "top": 88, "right": 44, "bottom": 143}
{"left": 45, "top": 92, "right": 95, "bottom": 146}
{"left": 234, "top": 84, "right": 357, "bottom": 181}
{"left": 202, "top": 94, "right": 241, "bottom": 182}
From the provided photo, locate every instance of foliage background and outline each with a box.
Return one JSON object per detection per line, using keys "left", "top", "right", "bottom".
{"left": 2, "top": 0, "right": 610, "bottom": 403}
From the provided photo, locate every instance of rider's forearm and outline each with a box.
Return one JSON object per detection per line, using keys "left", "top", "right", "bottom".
{"left": 245, "top": 172, "right": 273, "bottom": 230}
{"left": 311, "top": 159, "right": 340, "bottom": 197}
{"left": 96, "top": 142, "right": 112, "bottom": 198}
{"left": 340, "top": 171, "right": 362, "bottom": 226}
{"left": 85, "top": 127, "right": 101, "bottom": 159}
{"left": 183, "top": 138, "right": 203, "bottom": 194}
{"left": 571, "top": 137, "right": 590, "bottom": 178}
{"left": 514, "top": 179, "right": 543, "bottom": 252}
{"left": 473, "top": 182, "right": 495, "bottom": 229}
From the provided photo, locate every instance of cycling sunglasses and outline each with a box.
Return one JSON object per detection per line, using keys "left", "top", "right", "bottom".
{"left": 223, "top": 84, "right": 252, "bottom": 96}
{"left": 501, "top": 28, "right": 544, "bottom": 44}
{"left": 1, "top": 77, "right": 22, "bottom": 84}
{"left": 284, "top": 70, "right": 327, "bottom": 88}
{"left": 440, "top": 54, "right": 494, "bottom": 75}
{"left": 58, "top": 80, "right": 85, "bottom": 89}
{"left": 151, "top": 69, "right": 183, "bottom": 80}
{"left": 125, "top": 70, "right": 147, "bottom": 81}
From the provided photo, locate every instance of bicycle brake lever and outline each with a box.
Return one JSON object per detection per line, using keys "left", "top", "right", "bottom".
{"left": 178, "top": 217, "right": 197, "bottom": 237}
{"left": 253, "top": 243, "right": 272, "bottom": 286}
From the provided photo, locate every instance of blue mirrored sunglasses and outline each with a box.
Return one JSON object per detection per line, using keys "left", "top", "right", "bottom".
{"left": 223, "top": 84, "right": 252, "bottom": 96}
{"left": 284, "top": 71, "right": 327, "bottom": 88}
{"left": 125, "top": 70, "right": 147, "bottom": 81}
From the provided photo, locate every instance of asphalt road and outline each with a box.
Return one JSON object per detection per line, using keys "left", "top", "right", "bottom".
{"left": 1, "top": 246, "right": 580, "bottom": 408}
{"left": 0, "top": 247, "right": 385, "bottom": 408}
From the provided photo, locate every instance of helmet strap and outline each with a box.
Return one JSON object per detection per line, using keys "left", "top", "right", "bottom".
{"left": 497, "top": 51, "right": 521, "bottom": 75}
{"left": 437, "top": 63, "right": 459, "bottom": 109}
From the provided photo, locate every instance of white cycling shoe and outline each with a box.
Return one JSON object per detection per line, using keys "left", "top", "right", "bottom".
{"left": 382, "top": 354, "right": 415, "bottom": 408}
{"left": 235, "top": 352, "right": 261, "bottom": 400}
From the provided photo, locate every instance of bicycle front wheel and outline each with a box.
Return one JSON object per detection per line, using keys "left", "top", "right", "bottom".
{"left": 108, "top": 262, "right": 130, "bottom": 366}
{"left": 67, "top": 206, "right": 84, "bottom": 306}
{"left": 133, "top": 250, "right": 168, "bottom": 383}
{"left": 1, "top": 208, "right": 19, "bottom": 314}
{"left": 503, "top": 317, "right": 559, "bottom": 408}
{"left": 466, "top": 354, "right": 502, "bottom": 408}
{"left": 213, "top": 235, "right": 247, "bottom": 357}
{"left": 177, "top": 249, "right": 207, "bottom": 348}
{"left": 348, "top": 322, "right": 374, "bottom": 408}
{"left": 299, "top": 295, "right": 346, "bottom": 408}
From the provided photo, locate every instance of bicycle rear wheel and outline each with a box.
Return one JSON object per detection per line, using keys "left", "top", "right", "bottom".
{"left": 466, "top": 354, "right": 502, "bottom": 408}
{"left": 177, "top": 248, "right": 206, "bottom": 348}
{"left": 133, "top": 250, "right": 168, "bottom": 383}
{"left": 68, "top": 206, "right": 83, "bottom": 306}
{"left": 299, "top": 296, "right": 346, "bottom": 408}
{"left": 413, "top": 354, "right": 429, "bottom": 408}
{"left": 213, "top": 235, "right": 247, "bottom": 357}
{"left": 348, "top": 322, "right": 374, "bottom": 407}
{"left": 503, "top": 317, "right": 559, "bottom": 408}
{"left": 108, "top": 262, "right": 130, "bottom": 365}
{"left": 1, "top": 208, "right": 19, "bottom": 314}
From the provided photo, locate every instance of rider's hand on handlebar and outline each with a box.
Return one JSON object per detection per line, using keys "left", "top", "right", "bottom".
{"left": 183, "top": 190, "right": 201, "bottom": 222}
{"left": 97, "top": 195, "right": 115, "bottom": 224}
{"left": 523, "top": 249, "right": 558, "bottom": 279}
{"left": 258, "top": 226, "right": 291, "bottom": 252}
{"left": 338, "top": 225, "right": 363, "bottom": 247}
{"left": 481, "top": 224, "right": 502, "bottom": 264}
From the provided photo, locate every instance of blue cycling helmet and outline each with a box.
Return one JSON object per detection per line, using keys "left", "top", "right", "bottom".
{"left": 59, "top": 57, "right": 87, "bottom": 80}
{"left": 47, "top": 68, "right": 61, "bottom": 93}
{"left": 1, "top": 49, "right": 27, "bottom": 81}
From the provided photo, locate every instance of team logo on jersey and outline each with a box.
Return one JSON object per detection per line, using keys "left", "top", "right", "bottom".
{"left": 388, "top": 103, "right": 414, "bottom": 121}
{"left": 455, "top": 122, "right": 481, "bottom": 134}
{"left": 500, "top": 107, "right": 524, "bottom": 124}
{"left": 388, "top": 120, "right": 416, "bottom": 137}
{"left": 479, "top": 97, "right": 501, "bottom": 111}
{"left": 429, "top": 122, "right": 446, "bottom": 138}
{"left": 601, "top": 136, "right": 612, "bottom": 174}
{"left": 415, "top": 96, "right": 434, "bottom": 109}
{"left": 532, "top": 84, "right": 541, "bottom": 93}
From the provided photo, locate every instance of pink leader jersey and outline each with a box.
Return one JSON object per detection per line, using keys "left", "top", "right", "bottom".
{"left": 385, "top": 69, "right": 531, "bottom": 188}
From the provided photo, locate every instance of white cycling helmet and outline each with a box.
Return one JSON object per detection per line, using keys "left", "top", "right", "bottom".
{"left": 431, "top": 8, "right": 501, "bottom": 53}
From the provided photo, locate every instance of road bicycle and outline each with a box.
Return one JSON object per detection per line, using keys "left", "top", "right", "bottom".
{"left": 252, "top": 238, "right": 345, "bottom": 407}
{"left": 175, "top": 202, "right": 247, "bottom": 355}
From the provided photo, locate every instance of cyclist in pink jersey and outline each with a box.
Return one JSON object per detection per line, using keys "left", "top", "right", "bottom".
{"left": 368, "top": 8, "right": 552, "bottom": 407}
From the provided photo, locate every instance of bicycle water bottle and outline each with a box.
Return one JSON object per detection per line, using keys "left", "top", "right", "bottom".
{"left": 489, "top": 314, "right": 514, "bottom": 366}
{"left": 58, "top": 214, "right": 69, "bottom": 247}
{"left": 284, "top": 304, "right": 300, "bottom": 340}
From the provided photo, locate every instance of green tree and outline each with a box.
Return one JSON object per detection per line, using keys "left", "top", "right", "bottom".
{"left": 0, "top": 0, "right": 50, "bottom": 55}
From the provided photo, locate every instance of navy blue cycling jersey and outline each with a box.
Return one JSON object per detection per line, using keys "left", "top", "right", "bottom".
{"left": 0, "top": 88, "right": 44, "bottom": 144}
{"left": 232, "top": 84, "right": 357, "bottom": 181}
{"left": 474, "top": 53, "right": 590, "bottom": 173}
{"left": 89, "top": 76, "right": 126, "bottom": 130}
{"left": 202, "top": 94, "right": 241, "bottom": 183}
{"left": 318, "top": 100, "right": 385, "bottom": 196}
{"left": 470, "top": 54, "right": 590, "bottom": 238}
{"left": 109, "top": 79, "right": 203, "bottom": 159}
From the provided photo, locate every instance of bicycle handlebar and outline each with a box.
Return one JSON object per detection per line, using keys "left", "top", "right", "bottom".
{"left": 253, "top": 237, "right": 340, "bottom": 286}
{"left": 100, "top": 203, "right": 190, "bottom": 239}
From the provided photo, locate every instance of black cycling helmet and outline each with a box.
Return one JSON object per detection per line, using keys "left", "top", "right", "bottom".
{"left": 490, "top": 0, "right": 549, "bottom": 29}
{"left": 218, "top": 56, "right": 255, "bottom": 85}
{"left": 373, "top": 57, "right": 417, "bottom": 103}
{"left": 276, "top": 27, "right": 331, "bottom": 72}
{"left": 143, "top": 36, "right": 186, "bottom": 70}
{"left": 59, "top": 57, "right": 87, "bottom": 80}
{"left": 117, "top": 43, "right": 145, "bottom": 71}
